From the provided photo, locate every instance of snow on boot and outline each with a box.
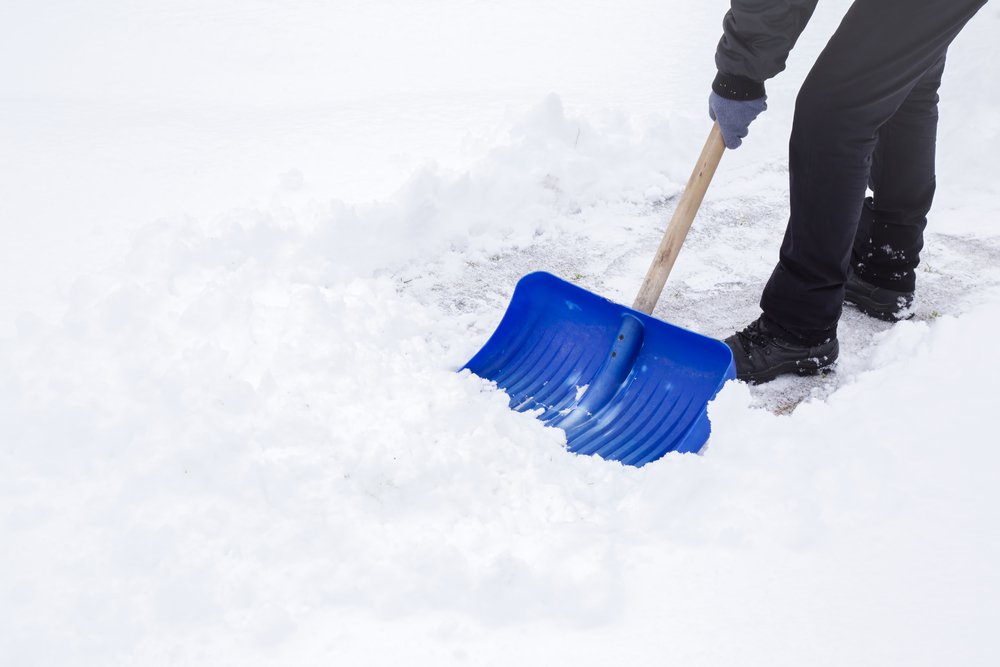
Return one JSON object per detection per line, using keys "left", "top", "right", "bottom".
{"left": 844, "top": 270, "right": 915, "bottom": 322}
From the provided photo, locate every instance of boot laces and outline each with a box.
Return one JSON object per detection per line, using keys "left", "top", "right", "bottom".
{"left": 735, "top": 320, "right": 773, "bottom": 354}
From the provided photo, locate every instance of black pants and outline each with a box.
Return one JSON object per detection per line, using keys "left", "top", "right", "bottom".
{"left": 760, "top": 0, "right": 986, "bottom": 344}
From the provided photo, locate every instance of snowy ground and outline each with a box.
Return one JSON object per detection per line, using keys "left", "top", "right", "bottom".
{"left": 3, "top": 1, "right": 1000, "bottom": 665}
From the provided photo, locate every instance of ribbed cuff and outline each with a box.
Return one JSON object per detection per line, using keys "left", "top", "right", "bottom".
{"left": 712, "top": 71, "right": 766, "bottom": 101}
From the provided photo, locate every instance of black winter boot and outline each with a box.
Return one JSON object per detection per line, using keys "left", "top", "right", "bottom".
{"left": 724, "top": 318, "right": 839, "bottom": 384}
{"left": 844, "top": 270, "right": 915, "bottom": 322}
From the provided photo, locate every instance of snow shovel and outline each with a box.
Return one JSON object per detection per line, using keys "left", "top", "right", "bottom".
{"left": 463, "top": 123, "right": 735, "bottom": 466}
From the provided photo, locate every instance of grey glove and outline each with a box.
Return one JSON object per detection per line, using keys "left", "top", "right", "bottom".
{"left": 709, "top": 91, "right": 767, "bottom": 149}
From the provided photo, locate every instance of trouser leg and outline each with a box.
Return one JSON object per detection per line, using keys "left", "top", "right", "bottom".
{"left": 759, "top": 0, "right": 984, "bottom": 344}
{"left": 852, "top": 56, "right": 946, "bottom": 292}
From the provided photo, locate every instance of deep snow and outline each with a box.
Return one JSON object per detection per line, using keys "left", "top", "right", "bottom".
{"left": 2, "top": 1, "right": 1000, "bottom": 665}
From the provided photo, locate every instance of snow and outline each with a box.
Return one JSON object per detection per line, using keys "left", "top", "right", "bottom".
{"left": 2, "top": 1, "right": 1000, "bottom": 665}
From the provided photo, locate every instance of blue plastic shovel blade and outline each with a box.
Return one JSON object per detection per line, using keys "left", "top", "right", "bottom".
{"left": 463, "top": 272, "right": 735, "bottom": 466}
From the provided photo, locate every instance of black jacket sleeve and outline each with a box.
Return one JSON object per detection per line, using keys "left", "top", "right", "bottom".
{"left": 713, "top": 0, "right": 820, "bottom": 99}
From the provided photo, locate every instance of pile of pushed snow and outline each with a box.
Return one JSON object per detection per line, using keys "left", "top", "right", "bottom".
{"left": 0, "top": 100, "right": 680, "bottom": 661}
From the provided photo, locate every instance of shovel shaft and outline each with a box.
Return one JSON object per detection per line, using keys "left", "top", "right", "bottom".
{"left": 632, "top": 123, "right": 726, "bottom": 314}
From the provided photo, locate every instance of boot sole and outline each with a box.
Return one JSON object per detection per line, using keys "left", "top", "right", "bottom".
{"left": 741, "top": 358, "right": 838, "bottom": 385}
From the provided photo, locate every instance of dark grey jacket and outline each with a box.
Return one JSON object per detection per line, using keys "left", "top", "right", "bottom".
{"left": 713, "top": 0, "right": 820, "bottom": 100}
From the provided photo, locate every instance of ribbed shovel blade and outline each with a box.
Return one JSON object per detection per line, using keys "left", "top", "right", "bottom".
{"left": 464, "top": 272, "right": 735, "bottom": 466}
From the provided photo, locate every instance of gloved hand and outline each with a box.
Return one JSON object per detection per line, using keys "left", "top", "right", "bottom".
{"left": 709, "top": 91, "right": 767, "bottom": 149}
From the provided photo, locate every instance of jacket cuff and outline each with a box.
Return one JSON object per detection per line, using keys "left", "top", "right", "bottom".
{"left": 712, "top": 71, "right": 766, "bottom": 101}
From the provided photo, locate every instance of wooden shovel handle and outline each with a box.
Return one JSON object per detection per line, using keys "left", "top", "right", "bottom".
{"left": 632, "top": 123, "right": 726, "bottom": 314}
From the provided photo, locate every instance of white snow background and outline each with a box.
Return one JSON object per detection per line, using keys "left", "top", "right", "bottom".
{"left": 2, "top": 1, "right": 1000, "bottom": 664}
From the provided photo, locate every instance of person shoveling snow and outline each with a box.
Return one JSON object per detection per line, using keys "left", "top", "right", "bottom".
{"left": 712, "top": 0, "right": 987, "bottom": 383}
